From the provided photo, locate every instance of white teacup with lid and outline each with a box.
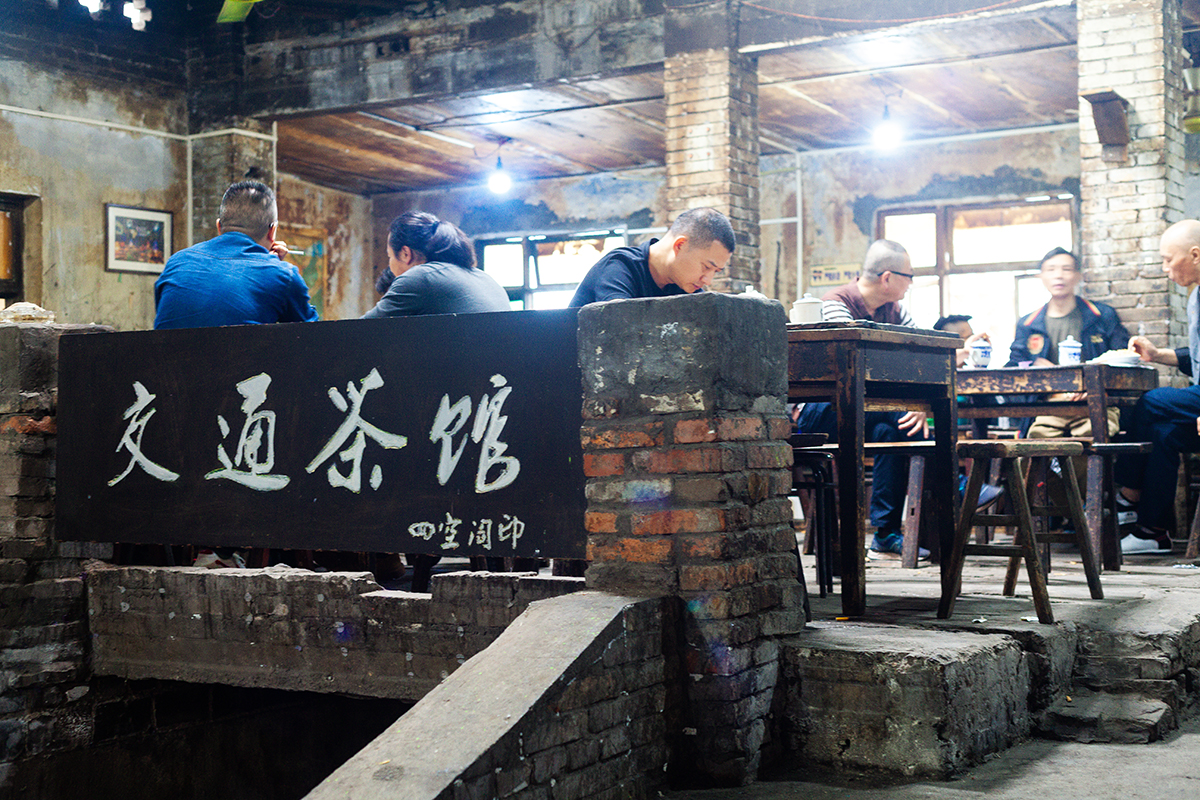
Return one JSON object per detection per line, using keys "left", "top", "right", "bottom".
{"left": 1058, "top": 336, "right": 1082, "bottom": 365}
{"left": 790, "top": 294, "right": 822, "bottom": 324}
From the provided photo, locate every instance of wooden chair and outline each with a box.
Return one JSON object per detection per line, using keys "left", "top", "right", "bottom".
{"left": 938, "top": 439, "right": 1103, "bottom": 624}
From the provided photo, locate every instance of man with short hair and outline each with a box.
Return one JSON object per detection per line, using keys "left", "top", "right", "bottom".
{"left": 1007, "top": 248, "right": 1129, "bottom": 516}
{"left": 154, "top": 180, "right": 319, "bottom": 329}
{"left": 1115, "top": 220, "right": 1200, "bottom": 554}
{"left": 568, "top": 207, "right": 736, "bottom": 306}
{"left": 1006, "top": 247, "right": 1128, "bottom": 369}
{"left": 797, "top": 240, "right": 929, "bottom": 559}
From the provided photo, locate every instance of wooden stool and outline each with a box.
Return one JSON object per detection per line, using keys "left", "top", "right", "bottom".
{"left": 938, "top": 440, "right": 1103, "bottom": 624}
{"left": 790, "top": 433, "right": 834, "bottom": 603}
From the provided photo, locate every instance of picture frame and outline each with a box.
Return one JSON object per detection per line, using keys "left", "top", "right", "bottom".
{"left": 106, "top": 204, "right": 173, "bottom": 274}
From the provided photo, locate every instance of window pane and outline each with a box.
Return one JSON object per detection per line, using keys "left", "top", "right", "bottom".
{"left": 528, "top": 290, "right": 576, "bottom": 310}
{"left": 952, "top": 203, "right": 1072, "bottom": 266}
{"left": 882, "top": 212, "right": 936, "bottom": 269}
{"left": 481, "top": 243, "right": 525, "bottom": 288}
{"left": 942, "top": 270, "right": 1035, "bottom": 365}
{"left": 535, "top": 236, "right": 623, "bottom": 286}
{"left": 906, "top": 275, "right": 941, "bottom": 328}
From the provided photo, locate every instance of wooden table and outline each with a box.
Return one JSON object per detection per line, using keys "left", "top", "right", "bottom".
{"left": 955, "top": 363, "right": 1159, "bottom": 569}
{"left": 788, "top": 322, "right": 961, "bottom": 616}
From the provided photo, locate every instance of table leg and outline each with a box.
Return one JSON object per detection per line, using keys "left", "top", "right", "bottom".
{"left": 930, "top": 391, "right": 957, "bottom": 590}
{"left": 835, "top": 347, "right": 867, "bottom": 616}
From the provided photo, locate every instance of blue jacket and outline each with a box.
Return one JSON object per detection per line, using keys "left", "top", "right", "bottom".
{"left": 1005, "top": 297, "right": 1129, "bottom": 366}
{"left": 154, "top": 232, "right": 319, "bottom": 329}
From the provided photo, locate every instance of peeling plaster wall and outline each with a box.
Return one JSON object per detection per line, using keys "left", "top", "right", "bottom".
{"left": 276, "top": 174, "right": 375, "bottom": 320}
{"left": 0, "top": 59, "right": 186, "bottom": 330}
{"left": 816, "top": 129, "right": 1077, "bottom": 268}
{"left": 371, "top": 167, "right": 667, "bottom": 263}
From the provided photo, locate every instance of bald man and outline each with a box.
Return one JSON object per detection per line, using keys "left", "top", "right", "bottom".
{"left": 1113, "top": 219, "right": 1200, "bottom": 554}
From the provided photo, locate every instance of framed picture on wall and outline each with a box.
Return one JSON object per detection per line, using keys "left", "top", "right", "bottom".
{"left": 105, "top": 204, "right": 173, "bottom": 274}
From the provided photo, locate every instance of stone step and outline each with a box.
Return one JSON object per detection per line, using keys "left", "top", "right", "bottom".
{"left": 1037, "top": 689, "right": 1175, "bottom": 743}
{"left": 778, "top": 622, "right": 1031, "bottom": 778}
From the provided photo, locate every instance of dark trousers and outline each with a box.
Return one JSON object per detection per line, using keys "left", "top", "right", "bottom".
{"left": 796, "top": 402, "right": 910, "bottom": 533}
{"left": 1114, "top": 384, "right": 1200, "bottom": 530}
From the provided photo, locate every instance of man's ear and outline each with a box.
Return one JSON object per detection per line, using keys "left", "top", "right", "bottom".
{"left": 268, "top": 222, "right": 279, "bottom": 241}
{"left": 672, "top": 235, "right": 688, "bottom": 254}
{"left": 215, "top": 219, "right": 223, "bottom": 235}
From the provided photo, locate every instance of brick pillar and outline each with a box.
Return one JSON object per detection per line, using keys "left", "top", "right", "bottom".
{"left": 1078, "top": 0, "right": 1187, "bottom": 379}
{"left": 664, "top": 3, "right": 760, "bottom": 293}
{"left": 189, "top": 121, "right": 276, "bottom": 245}
{"left": 0, "top": 323, "right": 112, "bottom": 772}
{"left": 578, "top": 292, "right": 802, "bottom": 785}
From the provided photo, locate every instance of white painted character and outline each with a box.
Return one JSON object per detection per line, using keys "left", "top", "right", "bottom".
{"left": 429, "top": 374, "right": 521, "bottom": 494}
{"left": 108, "top": 381, "right": 181, "bottom": 486}
{"left": 306, "top": 367, "right": 408, "bottom": 493}
{"left": 205, "top": 372, "right": 290, "bottom": 491}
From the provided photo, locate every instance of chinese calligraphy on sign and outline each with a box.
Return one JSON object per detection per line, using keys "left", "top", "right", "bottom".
{"left": 59, "top": 308, "right": 586, "bottom": 559}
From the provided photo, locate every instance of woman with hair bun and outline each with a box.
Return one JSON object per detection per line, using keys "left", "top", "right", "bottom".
{"left": 363, "top": 211, "right": 510, "bottom": 318}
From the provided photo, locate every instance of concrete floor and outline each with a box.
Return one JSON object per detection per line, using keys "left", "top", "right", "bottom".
{"left": 668, "top": 543, "right": 1200, "bottom": 800}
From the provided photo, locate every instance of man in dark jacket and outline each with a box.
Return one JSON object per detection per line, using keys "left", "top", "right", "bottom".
{"left": 1007, "top": 247, "right": 1130, "bottom": 527}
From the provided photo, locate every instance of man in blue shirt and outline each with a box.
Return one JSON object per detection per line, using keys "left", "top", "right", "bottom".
{"left": 154, "top": 180, "right": 319, "bottom": 329}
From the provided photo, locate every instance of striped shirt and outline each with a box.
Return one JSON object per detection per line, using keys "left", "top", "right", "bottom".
{"left": 820, "top": 282, "right": 914, "bottom": 327}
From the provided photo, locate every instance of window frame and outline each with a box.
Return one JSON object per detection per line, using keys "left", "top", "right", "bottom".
{"left": 876, "top": 196, "right": 1077, "bottom": 318}
{"left": 475, "top": 229, "right": 632, "bottom": 310}
{"left": 0, "top": 196, "right": 24, "bottom": 300}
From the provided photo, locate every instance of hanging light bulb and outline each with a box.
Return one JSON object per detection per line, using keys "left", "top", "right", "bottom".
{"left": 872, "top": 105, "right": 903, "bottom": 151}
{"left": 488, "top": 153, "right": 511, "bottom": 195}
{"left": 123, "top": 0, "right": 152, "bottom": 31}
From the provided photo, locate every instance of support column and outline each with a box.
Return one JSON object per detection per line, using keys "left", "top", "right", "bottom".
{"left": 664, "top": 3, "right": 760, "bottom": 292}
{"left": 1078, "top": 0, "right": 1186, "bottom": 377}
{"left": 189, "top": 121, "right": 276, "bottom": 245}
{"left": 578, "top": 292, "right": 802, "bottom": 785}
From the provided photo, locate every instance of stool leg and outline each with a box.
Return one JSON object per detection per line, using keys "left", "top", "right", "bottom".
{"left": 901, "top": 455, "right": 925, "bottom": 569}
{"left": 1061, "top": 457, "right": 1103, "bottom": 599}
{"left": 1102, "top": 455, "right": 1123, "bottom": 571}
{"left": 937, "top": 458, "right": 987, "bottom": 619}
{"left": 1004, "top": 458, "right": 1054, "bottom": 624}
{"left": 1189, "top": 499, "right": 1200, "bottom": 560}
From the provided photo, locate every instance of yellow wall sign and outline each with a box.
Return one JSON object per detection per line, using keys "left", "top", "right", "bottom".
{"left": 809, "top": 264, "right": 859, "bottom": 288}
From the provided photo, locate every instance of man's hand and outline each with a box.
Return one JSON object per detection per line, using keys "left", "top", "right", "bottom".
{"left": 1195, "top": 415, "right": 1200, "bottom": 437}
{"left": 1032, "top": 357, "right": 1056, "bottom": 367}
{"left": 954, "top": 331, "right": 992, "bottom": 367}
{"left": 269, "top": 239, "right": 290, "bottom": 261}
{"left": 1129, "top": 335, "right": 1178, "bottom": 366}
{"left": 897, "top": 410, "right": 928, "bottom": 439}
{"left": 1046, "top": 392, "right": 1086, "bottom": 402}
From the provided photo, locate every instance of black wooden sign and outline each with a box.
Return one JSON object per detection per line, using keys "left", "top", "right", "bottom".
{"left": 56, "top": 310, "right": 586, "bottom": 559}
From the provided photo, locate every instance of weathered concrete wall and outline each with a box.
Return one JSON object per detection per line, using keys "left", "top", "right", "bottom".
{"left": 0, "top": 59, "right": 187, "bottom": 330}
{"left": 88, "top": 567, "right": 586, "bottom": 701}
{"left": 306, "top": 593, "right": 668, "bottom": 800}
{"left": 759, "top": 127, "right": 1080, "bottom": 290}
{"left": 277, "top": 173, "right": 376, "bottom": 320}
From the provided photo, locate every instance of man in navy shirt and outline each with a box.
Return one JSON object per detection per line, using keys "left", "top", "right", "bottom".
{"left": 568, "top": 208, "right": 735, "bottom": 306}
{"left": 154, "top": 180, "right": 319, "bottom": 329}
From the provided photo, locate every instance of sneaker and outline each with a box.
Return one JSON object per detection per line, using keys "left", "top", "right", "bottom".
{"left": 975, "top": 483, "right": 1004, "bottom": 511}
{"left": 867, "top": 531, "right": 929, "bottom": 561}
{"left": 1120, "top": 528, "right": 1173, "bottom": 555}
{"left": 1115, "top": 493, "right": 1138, "bottom": 529}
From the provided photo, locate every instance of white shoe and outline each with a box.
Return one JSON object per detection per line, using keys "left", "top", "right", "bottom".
{"left": 1120, "top": 532, "right": 1172, "bottom": 555}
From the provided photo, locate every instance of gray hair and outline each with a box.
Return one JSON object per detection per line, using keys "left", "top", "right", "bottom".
{"left": 861, "top": 239, "right": 910, "bottom": 281}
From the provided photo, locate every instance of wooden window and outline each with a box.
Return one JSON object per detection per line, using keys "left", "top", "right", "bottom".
{"left": 0, "top": 197, "right": 22, "bottom": 299}
{"left": 877, "top": 196, "right": 1076, "bottom": 364}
